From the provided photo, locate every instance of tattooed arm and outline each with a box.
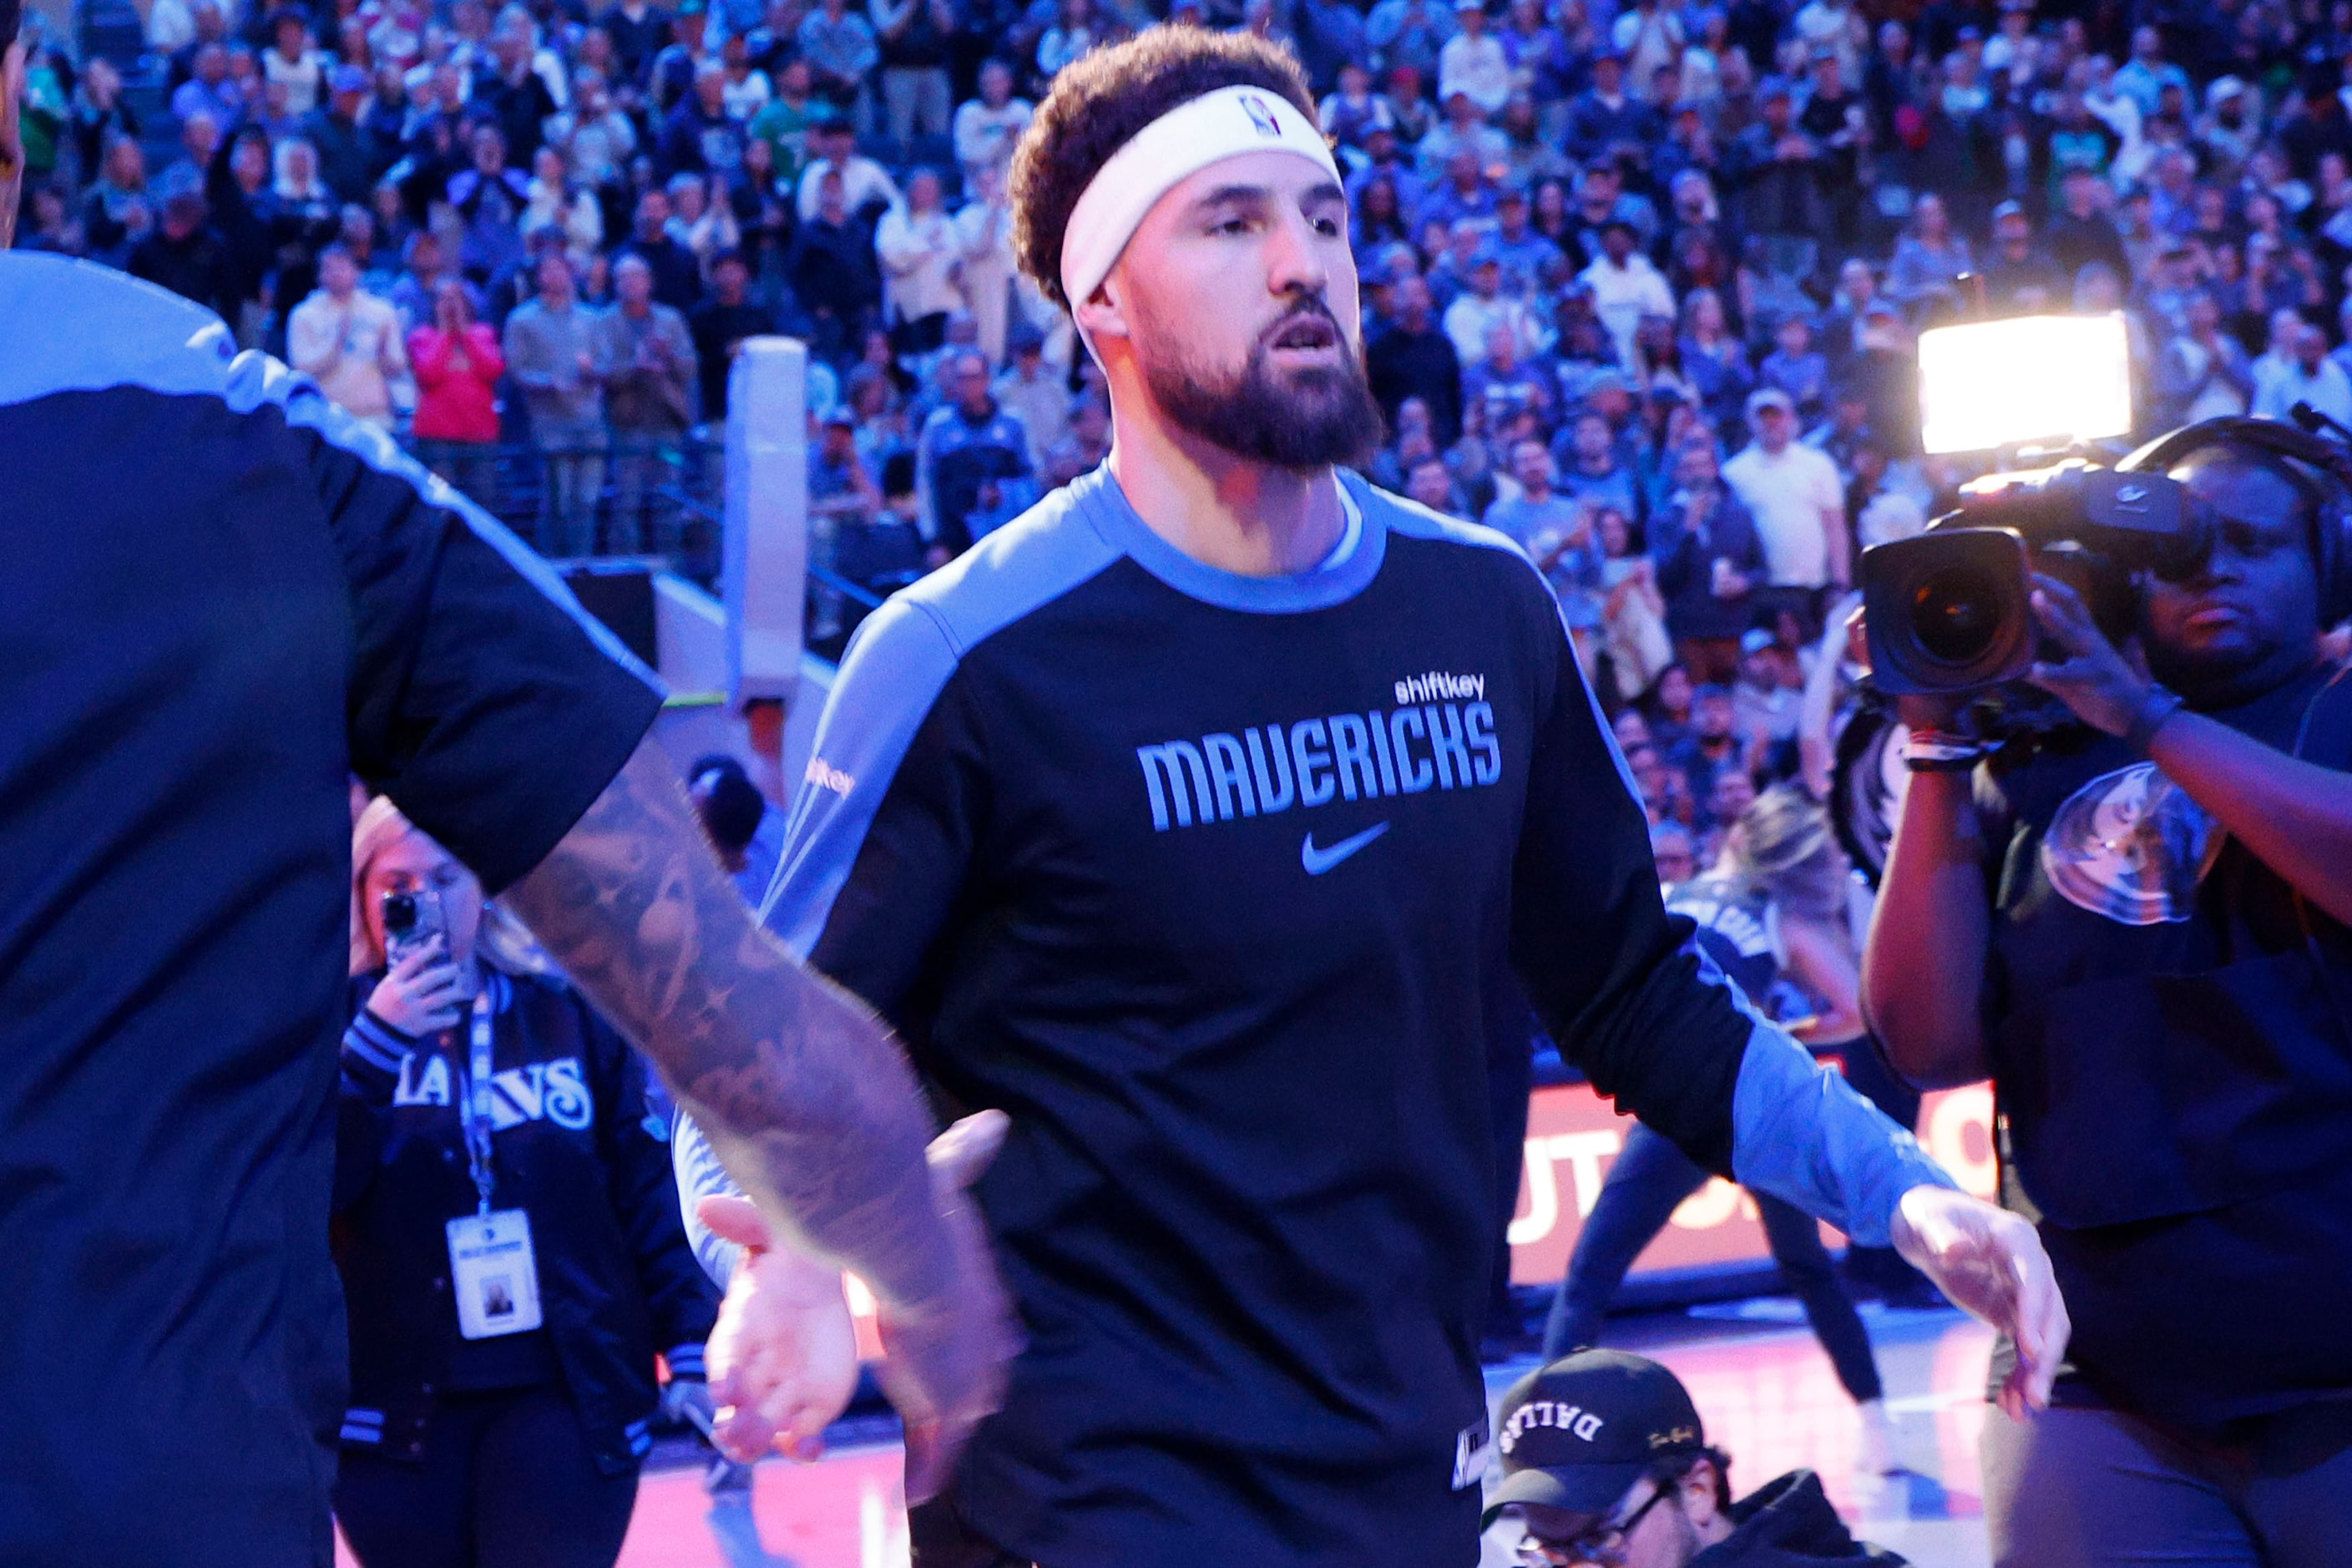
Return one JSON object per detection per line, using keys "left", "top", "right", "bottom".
{"left": 503, "top": 736, "right": 1013, "bottom": 1490}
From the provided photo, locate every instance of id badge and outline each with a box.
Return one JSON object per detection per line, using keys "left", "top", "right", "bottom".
{"left": 447, "top": 1210, "right": 544, "bottom": 1339}
{"left": 1452, "top": 1416, "right": 1493, "bottom": 1491}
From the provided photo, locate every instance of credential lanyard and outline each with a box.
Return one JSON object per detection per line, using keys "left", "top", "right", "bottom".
{"left": 458, "top": 986, "right": 498, "bottom": 1215}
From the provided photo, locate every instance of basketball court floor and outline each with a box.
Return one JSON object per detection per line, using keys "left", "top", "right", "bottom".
{"left": 335, "top": 1302, "right": 2000, "bottom": 1568}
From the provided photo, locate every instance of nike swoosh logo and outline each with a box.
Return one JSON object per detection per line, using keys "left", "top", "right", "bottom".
{"left": 1302, "top": 822, "right": 1390, "bottom": 875}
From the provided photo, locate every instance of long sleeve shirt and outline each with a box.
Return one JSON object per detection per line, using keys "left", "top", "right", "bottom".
{"left": 680, "top": 468, "right": 1950, "bottom": 1568}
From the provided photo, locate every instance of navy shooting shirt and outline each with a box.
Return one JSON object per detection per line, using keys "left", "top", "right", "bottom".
{"left": 0, "top": 255, "right": 665, "bottom": 1568}
{"left": 740, "top": 465, "right": 1945, "bottom": 1567}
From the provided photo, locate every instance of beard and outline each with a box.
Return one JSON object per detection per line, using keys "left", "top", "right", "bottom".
{"left": 1133, "top": 298, "right": 1387, "bottom": 472}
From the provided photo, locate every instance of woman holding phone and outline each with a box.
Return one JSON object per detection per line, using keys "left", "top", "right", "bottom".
{"left": 334, "top": 797, "right": 721, "bottom": 1566}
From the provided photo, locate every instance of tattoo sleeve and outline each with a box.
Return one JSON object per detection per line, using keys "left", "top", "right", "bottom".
{"left": 504, "top": 736, "right": 954, "bottom": 1311}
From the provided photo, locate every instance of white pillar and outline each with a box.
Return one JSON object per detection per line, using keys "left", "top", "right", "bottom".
{"left": 722, "top": 337, "right": 810, "bottom": 708}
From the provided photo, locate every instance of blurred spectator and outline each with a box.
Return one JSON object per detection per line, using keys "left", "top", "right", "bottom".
{"left": 504, "top": 251, "right": 615, "bottom": 558}
{"left": 918, "top": 346, "right": 1032, "bottom": 559}
{"left": 876, "top": 166, "right": 959, "bottom": 353}
{"left": 408, "top": 280, "right": 508, "bottom": 500}
{"left": 604, "top": 255, "right": 699, "bottom": 554}
{"left": 2158, "top": 290, "right": 2255, "bottom": 426}
{"left": 1884, "top": 192, "right": 1974, "bottom": 315}
{"left": 874, "top": 0, "right": 956, "bottom": 147}
{"left": 312, "top": 65, "right": 390, "bottom": 205}
{"left": 1722, "top": 387, "right": 1848, "bottom": 607}
{"left": 1042, "top": 392, "right": 1112, "bottom": 490}
{"left": 953, "top": 161, "right": 1019, "bottom": 364}
{"left": 688, "top": 249, "right": 778, "bottom": 422}
{"left": 448, "top": 124, "right": 534, "bottom": 284}
{"left": 801, "top": 0, "right": 881, "bottom": 124}
{"left": 2253, "top": 316, "right": 2352, "bottom": 426}
{"left": 1595, "top": 503, "right": 1673, "bottom": 702}
{"left": 1651, "top": 438, "right": 1765, "bottom": 684}
{"left": 1370, "top": 274, "right": 1464, "bottom": 446}
{"left": 788, "top": 168, "right": 883, "bottom": 358}
{"left": 127, "top": 165, "right": 236, "bottom": 321}
{"left": 290, "top": 243, "right": 409, "bottom": 427}
{"left": 661, "top": 63, "right": 748, "bottom": 180}
{"left": 1581, "top": 217, "right": 1674, "bottom": 367}
{"left": 613, "top": 190, "right": 705, "bottom": 312}
{"left": 82, "top": 136, "right": 153, "bottom": 266}
{"left": 526, "top": 148, "right": 606, "bottom": 263}
{"left": 952, "top": 58, "right": 1033, "bottom": 186}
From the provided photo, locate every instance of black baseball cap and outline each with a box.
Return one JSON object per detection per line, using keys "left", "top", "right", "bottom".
{"left": 1481, "top": 1351, "right": 1707, "bottom": 1526}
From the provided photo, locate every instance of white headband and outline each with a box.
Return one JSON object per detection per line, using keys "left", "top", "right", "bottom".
{"left": 1057, "top": 83, "right": 1342, "bottom": 309}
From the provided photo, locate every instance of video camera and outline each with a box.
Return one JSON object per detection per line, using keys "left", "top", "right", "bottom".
{"left": 1860, "top": 314, "right": 2352, "bottom": 708}
{"left": 1859, "top": 458, "right": 2203, "bottom": 697}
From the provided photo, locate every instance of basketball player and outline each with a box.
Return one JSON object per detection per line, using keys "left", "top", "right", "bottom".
{"left": 0, "top": 3, "right": 1009, "bottom": 1556}
{"left": 681, "top": 27, "right": 2066, "bottom": 1568}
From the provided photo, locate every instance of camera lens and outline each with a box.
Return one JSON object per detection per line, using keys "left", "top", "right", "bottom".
{"left": 382, "top": 892, "right": 417, "bottom": 935}
{"left": 1909, "top": 567, "right": 2004, "bottom": 665}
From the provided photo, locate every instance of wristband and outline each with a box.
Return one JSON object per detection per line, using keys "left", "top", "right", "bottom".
{"left": 2124, "top": 685, "right": 2186, "bottom": 755}
{"left": 1902, "top": 731, "right": 1992, "bottom": 772}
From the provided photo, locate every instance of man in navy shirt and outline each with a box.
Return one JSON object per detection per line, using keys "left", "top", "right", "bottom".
{"left": 683, "top": 26, "right": 2066, "bottom": 1568}
{"left": 0, "top": 21, "right": 1009, "bottom": 1559}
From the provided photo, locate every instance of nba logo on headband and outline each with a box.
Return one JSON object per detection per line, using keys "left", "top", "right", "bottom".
{"left": 1056, "top": 83, "right": 1344, "bottom": 309}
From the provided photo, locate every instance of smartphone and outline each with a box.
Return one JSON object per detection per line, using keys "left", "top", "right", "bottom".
{"left": 382, "top": 886, "right": 448, "bottom": 969}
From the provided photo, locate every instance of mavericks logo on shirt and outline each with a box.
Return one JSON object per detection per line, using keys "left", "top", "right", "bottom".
{"left": 1135, "top": 671, "right": 1503, "bottom": 833}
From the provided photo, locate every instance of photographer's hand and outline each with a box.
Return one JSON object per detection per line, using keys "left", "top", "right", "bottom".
{"left": 367, "top": 943, "right": 466, "bottom": 1035}
{"left": 2023, "top": 574, "right": 2151, "bottom": 736}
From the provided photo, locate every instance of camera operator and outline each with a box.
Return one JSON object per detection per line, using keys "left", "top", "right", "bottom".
{"left": 1864, "top": 427, "right": 2352, "bottom": 1563}
{"left": 335, "top": 799, "right": 721, "bottom": 1565}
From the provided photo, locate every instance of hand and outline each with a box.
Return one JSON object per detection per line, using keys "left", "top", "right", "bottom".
{"left": 1890, "top": 1186, "right": 2071, "bottom": 1421}
{"left": 869, "top": 1109, "right": 1020, "bottom": 1503}
{"left": 702, "top": 1110, "right": 1017, "bottom": 1501}
{"left": 699, "top": 1199, "right": 862, "bottom": 1465}
{"left": 366, "top": 943, "right": 467, "bottom": 1035}
{"left": 2024, "top": 573, "right": 2151, "bottom": 736}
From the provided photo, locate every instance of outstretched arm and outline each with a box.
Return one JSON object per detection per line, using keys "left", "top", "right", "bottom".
{"left": 506, "top": 739, "right": 948, "bottom": 1303}
{"left": 503, "top": 737, "right": 1014, "bottom": 1493}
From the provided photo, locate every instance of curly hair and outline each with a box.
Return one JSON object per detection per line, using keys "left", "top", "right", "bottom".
{"left": 1008, "top": 25, "right": 1316, "bottom": 311}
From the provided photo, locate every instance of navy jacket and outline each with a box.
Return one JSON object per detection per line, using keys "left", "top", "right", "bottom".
{"left": 335, "top": 968, "right": 718, "bottom": 1474}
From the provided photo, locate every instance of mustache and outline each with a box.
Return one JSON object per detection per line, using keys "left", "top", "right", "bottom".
{"left": 1258, "top": 296, "right": 1347, "bottom": 347}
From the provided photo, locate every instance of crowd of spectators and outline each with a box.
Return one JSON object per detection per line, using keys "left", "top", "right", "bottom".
{"left": 18, "top": 0, "right": 2352, "bottom": 811}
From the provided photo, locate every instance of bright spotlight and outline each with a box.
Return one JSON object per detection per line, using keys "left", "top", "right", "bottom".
{"left": 1916, "top": 312, "right": 2134, "bottom": 456}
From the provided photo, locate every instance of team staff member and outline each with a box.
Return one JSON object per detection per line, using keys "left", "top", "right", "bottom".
{"left": 333, "top": 800, "right": 720, "bottom": 1566}
{"left": 0, "top": 11, "right": 1011, "bottom": 1556}
{"left": 1866, "top": 423, "right": 2352, "bottom": 1561}
{"left": 683, "top": 28, "right": 2065, "bottom": 1568}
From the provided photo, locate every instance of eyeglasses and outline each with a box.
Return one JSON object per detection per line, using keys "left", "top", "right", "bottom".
{"left": 1511, "top": 1485, "right": 1672, "bottom": 1566}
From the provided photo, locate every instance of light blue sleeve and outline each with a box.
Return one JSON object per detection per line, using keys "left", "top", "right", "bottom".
{"left": 672, "top": 1112, "right": 746, "bottom": 1290}
{"left": 1729, "top": 1024, "right": 1958, "bottom": 1248}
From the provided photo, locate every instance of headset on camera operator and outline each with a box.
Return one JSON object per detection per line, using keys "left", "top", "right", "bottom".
{"left": 1860, "top": 417, "right": 2352, "bottom": 1565}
